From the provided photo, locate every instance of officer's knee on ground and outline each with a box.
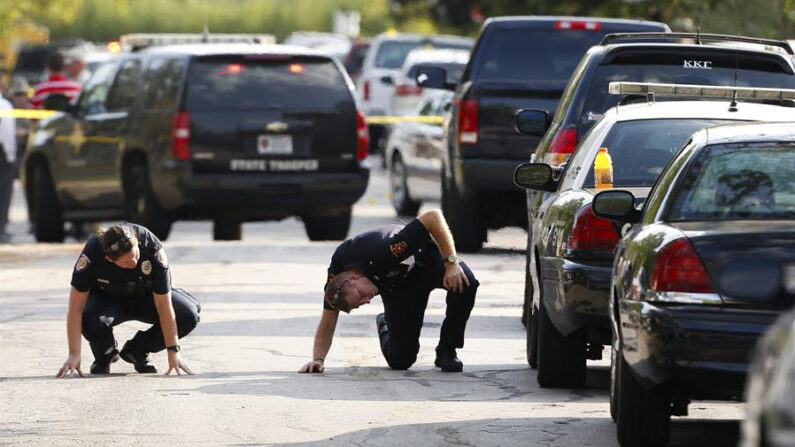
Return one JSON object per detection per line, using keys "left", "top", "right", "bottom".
{"left": 386, "top": 348, "right": 418, "bottom": 370}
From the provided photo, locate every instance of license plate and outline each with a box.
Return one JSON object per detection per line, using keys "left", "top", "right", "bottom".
{"left": 257, "top": 135, "right": 293, "bottom": 155}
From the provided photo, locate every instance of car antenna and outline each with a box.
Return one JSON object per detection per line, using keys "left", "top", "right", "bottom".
{"left": 202, "top": 24, "right": 210, "bottom": 43}
{"left": 696, "top": 25, "right": 701, "bottom": 45}
{"left": 729, "top": 41, "right": 739, "bottom": 112}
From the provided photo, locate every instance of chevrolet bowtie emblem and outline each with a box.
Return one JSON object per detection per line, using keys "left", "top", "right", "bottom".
{"left": 266, "top": 122, "right": 288, "bottom": 132}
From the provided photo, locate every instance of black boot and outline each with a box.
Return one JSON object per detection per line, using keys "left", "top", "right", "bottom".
{"left": 90, "top": 349, "right": 119, "bottom": 375}
{"left": 120, "top": 341, "right": 158, "bottom": 373}
{"left": 435, "top": 344, "right": 463, "bottom": 372}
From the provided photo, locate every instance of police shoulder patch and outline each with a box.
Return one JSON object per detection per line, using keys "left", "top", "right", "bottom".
{"left": 141, "top": 260, "right": 152, "bottom": 275}
{"left": 154, "top": 249, "right": 168, "bottom": 268}
{"left": 389, "top": 241, "right": 408, "bottom": 258}
{"left": 75, "top": 254, "right": 91, "bottom": 272}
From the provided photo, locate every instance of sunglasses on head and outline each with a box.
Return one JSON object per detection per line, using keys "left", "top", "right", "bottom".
{"left": 328, "top": 279, "right": 350, "bottom": 311}
{"left": 105, "top": 233, "right": 133, "bottom": 258}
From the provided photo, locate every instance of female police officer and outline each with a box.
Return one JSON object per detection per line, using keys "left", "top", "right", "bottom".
{"left": 56, "top": 223, "right": 200, "bottom": 377}
{"left": 299, "top": 209, "right": 478, "bottom": 373}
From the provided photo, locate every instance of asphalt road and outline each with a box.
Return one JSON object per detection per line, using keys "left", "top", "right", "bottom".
{"left": 0, "top": 164, "right": 743, "bottom": 446}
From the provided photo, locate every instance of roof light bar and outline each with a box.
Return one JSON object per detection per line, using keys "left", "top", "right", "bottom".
{"left": 608, "top": 82, "right": 795, "bottom": 101}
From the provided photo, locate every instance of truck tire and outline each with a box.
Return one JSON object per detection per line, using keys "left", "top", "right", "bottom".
{"left": 615, "top": 354, "right": 671, "bottom": 447}
{"left": 389, "top": 155, "right": 421, "bottom": 217}
{"left": 304, "top": 210, "right": 351, "bottom": 241}
{"left": 213, "top": 220, "right": 242, "bottom": 241}
{"left": 127, "top": 165, "right": 172, "bottom": 240}
{"left": 441, "top": 175, "right": 484, "bottom": 253}
{"left": 32, "top": 165, "right": 64, "bottom": 242}
{"left": 536, "top": 294, "right": 587, "bottom": 388}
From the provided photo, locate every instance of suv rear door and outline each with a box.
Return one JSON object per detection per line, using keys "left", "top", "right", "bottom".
{"left": 184, "top": 55, "right": 359, "bottom": 175}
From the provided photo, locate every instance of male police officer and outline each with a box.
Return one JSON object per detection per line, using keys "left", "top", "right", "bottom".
{"left": 299, "top": 209, "right": 478, "bottom": 373}
{"left": 56, "top": 223, "right": 200, "bottom": 377}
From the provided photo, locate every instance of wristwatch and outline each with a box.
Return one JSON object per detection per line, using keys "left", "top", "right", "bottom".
{"left": 443, "top": 254, "right": 459, "bottom": 264}
{"left": 166, "top": 344, "right": 181, "bottom": 352}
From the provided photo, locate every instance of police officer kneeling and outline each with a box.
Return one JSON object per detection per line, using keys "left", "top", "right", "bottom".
{"left": 56, "top": 224, "right": 200, "bottom": 377}
{"left": 299, "top": 209, "right": 478, "bottom": 373}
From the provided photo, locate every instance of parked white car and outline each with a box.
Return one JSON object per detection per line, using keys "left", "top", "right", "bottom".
{"left": 390, "top": 48, "right": 469, "bottom": 116}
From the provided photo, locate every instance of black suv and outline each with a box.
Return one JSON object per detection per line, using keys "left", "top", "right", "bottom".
{"left": 23, "top": 43, "right": 370, "bottom": 242}
{"left": 421, "top": 16, "right": 669, "bottom": 252}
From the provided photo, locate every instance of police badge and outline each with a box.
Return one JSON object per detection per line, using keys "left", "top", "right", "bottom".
{"left": 141, "top": 260, "right": 152, "bottom": 275}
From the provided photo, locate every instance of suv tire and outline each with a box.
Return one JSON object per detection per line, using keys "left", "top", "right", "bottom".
{"left": 213, "top": 220, "right": 242, "bottom": 241}
{"left": 442, "top": 173, "right": 484, "bottom": 253}
{"left": 127, "top": 165, "right": 172, "bottom": 241}
{"left": 615, "top": 354, "right": 671, "bottom": 447}
{"left": 610, "top": 331, "right": 620, "bottom": 422}
{"left": 525, "top": 248, "right": 539, "bottom": 369}
{"left": 32, "top": 165, "right": 64, "bottom": 242}
{"left": 536, "top": 296, "right": 586, "bottom": 388}
{"left": 304, "top": 210, "right": 351, "bottom": 241}
{"left": 389, "top": 154, "right": 420, "bottom": 217}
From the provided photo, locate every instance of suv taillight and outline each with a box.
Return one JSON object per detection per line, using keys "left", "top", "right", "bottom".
{"left": 170, "top": 112, "right": 190, "bottom": 161}
{"left": 355, "top": 111, "right": 370, "bottom": 161}
{"left": 543, "top": 127, "right": 577, "bottom": 166}
{"left": 457, "top": 99, "right": 478, "bottom": 145}
{"left": 650, "top": 238, "right": 714, "bottom": 293}
{"left": 555, "top": 20, "right": 602, "bottom": 31}
{"left": 395, "top": 83, "right": 423, "bottom": 96}
{"left": 363, "top": 80, "right": 370, "bottom": 101}
{"left": 563, "top": 205, "right": 620, "bottom": 254}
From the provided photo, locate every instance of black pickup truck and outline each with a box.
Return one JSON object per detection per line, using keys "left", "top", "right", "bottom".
{"left": 420, "top": 16, "right": 668, "bottom": 252}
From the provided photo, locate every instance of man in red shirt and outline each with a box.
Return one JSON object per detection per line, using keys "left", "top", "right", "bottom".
{"left": 30, "top": 52, "right": 82, "bottom": 109}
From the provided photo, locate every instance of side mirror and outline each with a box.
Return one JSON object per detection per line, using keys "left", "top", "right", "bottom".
{"left": 592, "top": 190, "right": 641, "bottom": 223}
{"left": 416, "top": 67, "right": 455, "bottom": 91}
{"left": 380, "top": 75, "right": 394, "bottom": 86}
{"left": 515, "top": 109, "right": 551, "bottom": 136}
{"left": 513, "top": 163, "right": 558, "bottom": 192}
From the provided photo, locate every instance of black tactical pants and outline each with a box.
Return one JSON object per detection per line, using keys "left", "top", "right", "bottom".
{"left": 379, "top": 261, "right": 478, "bottom": 370}
{"left": 82, "top": 288, "right": 201, "bottom": 361}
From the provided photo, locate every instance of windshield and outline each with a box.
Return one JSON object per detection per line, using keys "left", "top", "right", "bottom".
{"left": 407, "top": 62, "right": 466, "bottom": 83}
{"left": 187, "top": 56, "right": 351, "bottom": 110}
{"left": 375, "top": 40, "right": 471, "bottom": 69}
{"left": 578, "top": 119, "right": 732, "bottom": 187}
{"left": 667, "top": 142, "right": 795, "bottom": 221}
{"left": 473, "top": 28, "right": 607, "bottom": 82}
{"left": 580, "top": 54, "right": 795, "bottom": 123}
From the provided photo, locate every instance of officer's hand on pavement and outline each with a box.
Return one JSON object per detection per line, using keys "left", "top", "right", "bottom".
{"left": 298, "top": 360, "right": 324, "bottom": 373}
{"left": 56, "top": 354, "right": 85, "bottom": 378}
{"left": 165, "top": 351, "right": 194, "bottom": 376}
{"left": 443, "top": 263, "right": 470, "bottom": 293}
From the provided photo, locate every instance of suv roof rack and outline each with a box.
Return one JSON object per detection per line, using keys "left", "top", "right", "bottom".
{"left": 120, "top": 33, "right": 276, "bottom": 52}
{"left": 600, "top": 32, "right": 794, "bottom": 55}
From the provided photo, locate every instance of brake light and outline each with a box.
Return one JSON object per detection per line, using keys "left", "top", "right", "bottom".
{"left": 395, "top": 83, "right": 423, "bottom": 96}
{"left": 355, "top": 111, "right": 370, "bottom": 161}
{"left": 564, "top": 205, "right": 620, "bottom": 253}
{"left": 543, "top": 127, "right": 577, "bottom": 166}
{"left": 289, "top": 63, "right": 304, "bottom": 74}
{"left": 555, "top": 20, "right": 602, "bottom": 31}
{"left": 170, "top": 112, "right": 190, "bottom": 161}
{"left": 650, "top": 238, "right": 714, "bottom": 293}
{"left": 363, "top": 80, "right": 370, "bottom": 101}
{"left": 457, "top": 99, "right": 478, "bottom": 145}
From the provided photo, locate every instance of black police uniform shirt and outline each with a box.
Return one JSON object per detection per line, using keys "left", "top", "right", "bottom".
{"left": 323, "top": 219, "right": 440, "bottom": 310}
{"left": 71, "top": 223, "right": 171, "bottom": 300}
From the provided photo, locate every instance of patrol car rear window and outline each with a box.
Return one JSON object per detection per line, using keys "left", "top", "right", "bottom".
{"left": 375, "top": 41, "right": 471, "bottom": 70}
{"left": 667, "top": 142, "right": 795, "bottom": 221}
{"left": 582, "top": 119, "right": 731, "bottom": 187}
{"left": 472, "top": 28, "right": 606, "bottom": 82}
{"left": 580, "top": 54, "right": 795, "bottom": 122}
{"left": 186, "top": 56, "right": 351, "bottom": 110}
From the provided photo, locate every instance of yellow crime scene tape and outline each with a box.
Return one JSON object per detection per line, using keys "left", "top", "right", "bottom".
{"left": 0, "top": 109, "right": 59, "bottom": 119}
{"left": 0, "top": 109, "right": 444, "bottom": 125}
{"left": 365, "top": 115, "right": 444, "bottom": 125}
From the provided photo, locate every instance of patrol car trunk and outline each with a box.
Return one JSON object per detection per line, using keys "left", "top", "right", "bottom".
{"left": 674, "top": 220, "right": 795, "bottom": 309}
{"left": 184, "top": 55, "right": 360, "bottom": 174}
